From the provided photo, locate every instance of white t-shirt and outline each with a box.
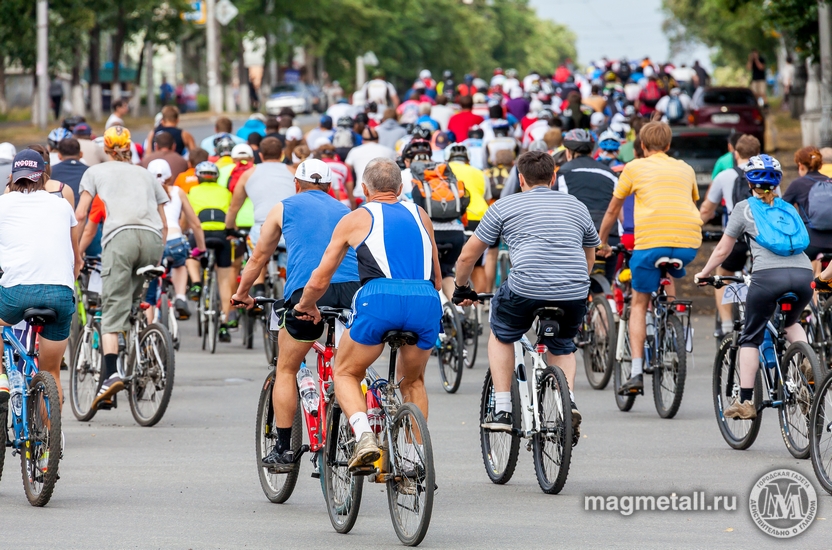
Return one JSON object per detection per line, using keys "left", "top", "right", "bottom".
{"left": 344, "top": 143, "right": 397, "bottom": 198}
{"left": 0, "top": 191, "right": 77, "bottom": 289}
{"left": 363, "top": 79, "right": 397, "bottom": 107}
{"left": 105, "top": 113, "right": 124, "bottom": 130}
{"left": 430, "top": 104, "right": 455, "bottom": 131}
{"left": 326, "top": 102, "right": 356, "bottom": 122}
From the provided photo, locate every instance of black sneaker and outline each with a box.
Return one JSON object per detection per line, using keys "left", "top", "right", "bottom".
{"left": 617, "top": 374, "right": 644, "bottom": 395}
{"left": 174, "top": 298, "right": 191, "bottom": 320}
{"left": 93, "top": 373, "right": 124, "bottom": 410}
{"left": 219, "top": 324, "right": 231, "bottom": 343}
{"left": 481, "top": 410, "right": 513, "bottom": 432}
{"left": 571, "top": 401, "right": 582, "bottom": 446}
{"left": 188, "top": 284, "right": 202, "bottom": 301}
{"left": 261, "top": 445, "right": 296, "bottom": 473}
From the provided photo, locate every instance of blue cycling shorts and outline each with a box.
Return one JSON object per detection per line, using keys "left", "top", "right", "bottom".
{"left": 629, "top": 247, "right": 698, "bottom": 294}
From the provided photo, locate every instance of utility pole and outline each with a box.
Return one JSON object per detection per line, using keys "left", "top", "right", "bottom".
{"left": 819, "top": 1, "right": 832, "bottom": 146}
{"left": 206, "top": 0, "right": 222, "bottom": 113}
{"left": 36, "top": 0, "right": 49, "bottom": 128}
{"left": 146, "top": 41, "right": 156, "bottom": 117}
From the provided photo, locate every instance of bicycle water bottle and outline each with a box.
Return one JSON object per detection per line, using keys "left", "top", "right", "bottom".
{"left": 760, "top": 331, "right": 777, "bottom": 369}
{"left": 9, "top": 367, "right": 24, "bottom": 417}
{"left": 296, "top": 365, "right": 319, "bottom": 417}
{"left": 645, "top": 310, "right": 655, "bottom": 338}
{"left": 366, "top": 386, "right": 383, "bottom": 434}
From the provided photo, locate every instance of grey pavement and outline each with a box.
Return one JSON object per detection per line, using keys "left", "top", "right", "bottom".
{"left": 1, "top": 314, "right": 829, "bottom": 549}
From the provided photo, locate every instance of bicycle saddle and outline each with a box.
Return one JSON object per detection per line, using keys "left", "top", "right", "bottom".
{"left": 532, "top": 307, "right": 563, "bottom": 320}
{"left": 382, "top": 330, "right": 419, "bottom": 348}
{"left": 653, "top": 257, "right": 684, "bottom": 270}
{"left": 136, "top": 265, "right": 165, "bottom": 278}
{"left": 205, "top": 237, "right": 227, "bottom": 250}
{"left": 777, "top": 292, "right": 799, "bottom": 305}
{"left": 23, "top": 308, "right": 57, "bottom": 326}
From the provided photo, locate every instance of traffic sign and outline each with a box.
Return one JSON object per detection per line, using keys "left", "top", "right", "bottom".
{"left": 215, "top": 0, "right": 239, "bottom": 26}
{"left": 181, "top": 1, "right": 206, "bottom": 25}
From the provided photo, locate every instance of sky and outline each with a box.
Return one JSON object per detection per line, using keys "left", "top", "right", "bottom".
{"left": 529, "top": 0, "right": 713, "bottom": 70}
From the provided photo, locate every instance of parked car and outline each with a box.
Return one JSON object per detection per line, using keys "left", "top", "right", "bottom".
{"left": 265, "top": 83, "right": 314, "bottom": 115}
{"left": 667, "top": 126, "right": 731, "bottom": 201}
{"left": 690, "top": 87, "right": 765, "bottom": 149}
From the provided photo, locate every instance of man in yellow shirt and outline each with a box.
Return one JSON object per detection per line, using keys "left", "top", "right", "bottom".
{"left": 447, "top": 143, "right": 489, "bottom": 292}
{"left": 597, "top": 122, "right": 702, "bottom": 395}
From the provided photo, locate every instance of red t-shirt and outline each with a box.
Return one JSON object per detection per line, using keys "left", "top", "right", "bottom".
{"left": 89, "top": 196, "right": 106, "bottom": 223}
{"left": 447, "top": 111, "right": 484, "bottom": 142}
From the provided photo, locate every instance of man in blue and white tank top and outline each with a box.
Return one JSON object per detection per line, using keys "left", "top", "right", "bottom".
{"left": 294, "top": 157, "right": 442, "bottom": 470}
{"left": 233, "top": 159, "right": 359, "bottom": 470}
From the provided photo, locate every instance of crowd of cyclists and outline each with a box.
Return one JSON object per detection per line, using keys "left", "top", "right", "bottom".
{"left": 1, "top": 55, "right": 832, "bottom": 540}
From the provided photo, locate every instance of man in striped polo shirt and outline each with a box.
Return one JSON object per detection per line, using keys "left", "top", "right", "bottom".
{"left": 597, "top": 122, "right": 702, "bottom": 396}
{"left": 453, "top": 150, "right": 600, "bottom": 435}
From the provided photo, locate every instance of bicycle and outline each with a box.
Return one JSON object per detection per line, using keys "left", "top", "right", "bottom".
{"left": 461, "top": 301, "right": 481, "bottom": 369}
{"left": 801, "top": 252, "right": 832, "bottom": 370}
{"left": 198, "top": 238, "right": 225, "bottom": 354}
{"left": 259, "top": 244, "right": 286, "bottom": 365}
{"left": 478, "top": 294, "right": 574, "bottom": 495}
{"left": 576, "top": 258, "right": 617, "bottom": 390}
{"left": 436, "top": 290, "right": 465, "bottom": 393}
{"left": 701, "top": 275, "right": 823, "bottom": 458}
{"left": 612, "top": 245, "right": 692, "bottom": 418}
{"left": 325, "top": 332, "right": 436, "bottom": 546}
{"left": 69, "top": 259, "right": 105, "bottom": 421}
{"left": 0, "top": 310, "right": 62, "bottom": 506}
{"left": 810, "top": 370, "right": 832, "bottom": 494}
{"left": 494, "top": 240, "right": 510, "bottom": 289}
{"left": 155, "top": 256, "right": 181, "bottom": 352}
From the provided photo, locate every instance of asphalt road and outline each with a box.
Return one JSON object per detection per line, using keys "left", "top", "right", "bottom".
{"left": 0, "top": 312, "right": 828, "bottom": 549}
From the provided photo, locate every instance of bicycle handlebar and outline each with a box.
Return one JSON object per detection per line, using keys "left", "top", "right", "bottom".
{"left": 694, "top": 275, "right": 745, "bottom": 289}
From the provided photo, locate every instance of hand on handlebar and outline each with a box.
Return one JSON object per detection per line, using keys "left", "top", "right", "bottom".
{"left": 597, "top": 243, "right": 613, "bottom": 258}
{"left": 693, "top": 272, "right": 711, "bottom": 286}
{"left": 230, "top": 294, "right": 255, "bottom": 309}
{"left": 294, "top": 304, "right": 321, "bottom": 324}
{"left": 190, "top": 248, "right": 204, "bottom": 259}
{"left": 814, "top": 277, "right": 832, "bottom": 294}
{"left": 452, "top": 283, "right": 479, "bottom": 306}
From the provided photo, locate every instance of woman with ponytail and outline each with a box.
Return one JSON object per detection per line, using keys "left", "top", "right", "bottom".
{"left": 783, "top": 146, "right": 832, "bottom": 272}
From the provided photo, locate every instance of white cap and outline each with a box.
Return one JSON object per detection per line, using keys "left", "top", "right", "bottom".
{"left": 590, "top": 112, "right": 606, "bottom": 127}
{"left": 147, "top": 158, "right": 172, "bottom": 185}
{"left": 0, "top": 142, "right": 16, "bottom": 161}
{"left": 509, "top": 87, "right": 524, "bottom": 99}
{"left": 285, "top": 126, "right": 304, "bottom": 142}
{"left": 419, "top": 69, "right": 432, "bottom": 79}
{"left": 295, "top": 158, "right": 332, "bottom": 184}
{"left": 472, "top": 92, "right": 486, "bottom": 104}
{"left": 231, "top": 143, "right": 254, "bottom": 159}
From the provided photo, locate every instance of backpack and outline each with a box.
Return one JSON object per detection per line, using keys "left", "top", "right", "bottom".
{"left": 665, "top": 95, "right": 685, "bottom": 123}
{"left": 411, "top": 161, "right": 470, "bottom": 221}
{"left": 806, "top": 176, "right": 832, "bottom": 230}
{"left": 331, "top": 127, "right": 355, "bottom": 149}
{"left": 746, "top": 196, "right": 809, "bottom": 256}
{"left": 730, "top": 167, "right": 753, "bottom": 212}
{"left": 485, "top": 166, "right": 508, "bottom": 200}
{"left": 642, "top": 81, "right": 661, "bottom": 107}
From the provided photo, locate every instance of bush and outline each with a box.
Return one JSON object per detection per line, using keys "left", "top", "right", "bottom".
{"left": 197, "top": 93, "right": 209, "bottom": 112}
{"left": 712, "top": 66, "right": 752, "bottom": 87}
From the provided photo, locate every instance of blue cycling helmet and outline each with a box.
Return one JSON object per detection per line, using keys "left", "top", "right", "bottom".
{"left": 597, "top": 130, "right": 621, "bottom": 152}
{"left": 194, "top": 161, "right": 219, "bottom": 183}
{"left": 47, "top": 127, "right": 72, "bottom": 149}
{"left": 743, "top": 154, "right": 782, "bottom": 189}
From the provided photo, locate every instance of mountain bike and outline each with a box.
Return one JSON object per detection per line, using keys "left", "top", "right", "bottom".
{"left": 259, "top": 245, "right": 286, "bottom": 365}
{"left": 155, "top": 256, "right": 181, "bottom": 352}
{"left": 576, "top": 258, "right": 617, "bottom": 390}
{"left": 325, "top": 332, "right": 436, "bottom": 546}
{"left": 613, "top": 245, "right": 691, "bottom": 418}
{"left": 478, "top": 295, "right": 574, "bottom": 495}
{"left": 461, "top": 301, "right": 481, "bottom": 369}
{"left": 801, "top": 253, "right": 832, "bottom": 370}
{"left": 701, "top": 275, "right": 823, "bottom": 458}
{"left": 198, "top": 238, "right": 225, "bottom": 354}
{"left": 0, "top": 311, "right": 62, "bottom": 506}
{"left": 69, "top": 259, "right": 105, "bottom": 421}
{"left": 810, "top": 370, "right": 832, "bottom": 494}
{"left": 436, "top": 290, "right": 465, "bottom": 393}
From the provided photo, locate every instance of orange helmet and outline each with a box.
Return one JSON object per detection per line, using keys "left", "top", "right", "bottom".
{"left": 103, "top": 126, "right": 132, "bottom": 151}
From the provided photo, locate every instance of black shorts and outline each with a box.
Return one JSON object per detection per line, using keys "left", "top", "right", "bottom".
{"left": 435, "top": 230, "right": 464, "bottom": 279}
{"left": 739, "top": 268, "right": 813, "bottom": 348}
{"left": 720, "top": 240, "right": 749, "bottom": 273}
{"left": 192, "top": 230, "right": 232, "bottom": 268}
{"left": 280, "top": 281, "right": 360, "bottom": 342}
{"left": 489, "top": 283, "right": 586, "bottom": 356}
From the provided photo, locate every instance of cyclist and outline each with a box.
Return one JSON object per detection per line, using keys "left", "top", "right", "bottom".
{"left": 453, "top": 150, "right": 600, "bottom": 435}
{"left": 293, "top": 157, "right": 441, "bottom": 469}
{"left": 26, "top": 144, "right": 76, "bottom": 209}
{"left": 783, "top": 146, "right": 832, "bottom": 273}
{"left": 211, "top": 134, "right": 236, "bottom": 169}
{"left": 597, "top": 122, "right": 702, "bottom": 396}
{"left": 200, "top": 116, "right": 245, "bottom": 155}
{"left": 50, "top": 138, "right": 88, "bottom": 205}
{"left": 595, "top": 130, "right": 625, "bottom": 170}
{"left": 174, "top": 148, "right": 210, "bottom": 195}
{"left": 149, "top": 106, "right": 197, "bottom": 156}
{"left": 141, "top": 131, "right": 189, "bottom": 181}
{"left": 483, "top": 118, "right": 520, "bottom": 169}
{"left": 75, "top": 127, "right": 168, "bottom": 409}
{"left": 72, "top": 123, "right": 109, "bottom": 166}
{"left": 316, "top": 142, "right": 354, "bottom": 208}
{"left": 360, "top": 70, "right": 399, "bottom": 113}
{"left": 47, "top": 127, "right": 72, "bottom": 166}
{"left": 446, "top": 143, "right": 488, "bottom": 292}
{"left": 186, "top": 161, "right": 234, "bottom": 342}
{"left": 232, "top": 159, "right": 360, "bottom": 469}
{"left": 695, "top": 155, "right": 813, "bottom": 419}
{"left": 397, "top": 135, "right": 434, "bottom": 200}
{"left": 0, "top": 150, "right": 81, "bottom": 408}
{"left": 462, "top": 125, "right": 486, "bottom": 170}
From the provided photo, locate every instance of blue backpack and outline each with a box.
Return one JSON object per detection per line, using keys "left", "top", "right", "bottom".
{"left": 746, "top": 196, "right": 809, "bottom": 256}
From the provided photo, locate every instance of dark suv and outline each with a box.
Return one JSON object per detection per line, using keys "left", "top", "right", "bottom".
{"left": 690, "top": 87, "right": 765, "bottom": 149}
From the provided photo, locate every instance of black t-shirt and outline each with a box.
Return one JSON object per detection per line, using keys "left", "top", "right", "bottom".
{"left": 556, "top": 155, "right": 618, "bottom": 235}
{"left": 751, "top": 55, "right": 766, "bottom": 81}
{"left": 50, "top": 158, "right": 88, "bottom": 206}
{"left": 782, "top": 171, "right": 832, "bottom": 250}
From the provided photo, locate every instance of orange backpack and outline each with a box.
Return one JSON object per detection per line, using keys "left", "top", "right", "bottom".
{"left": 411, "top": 162, "right": 470, "bottom": 222}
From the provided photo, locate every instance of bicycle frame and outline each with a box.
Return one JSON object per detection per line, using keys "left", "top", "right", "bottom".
{"left": 2, "top": 326, "right": 44, "bottom": 449}
{"left": 303, "top": 321, "right": 337, "bottom": 454}
{"left": 513, "top": 336, "right": 548, "bottom": 437}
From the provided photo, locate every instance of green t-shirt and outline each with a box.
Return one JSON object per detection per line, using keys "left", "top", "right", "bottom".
{"left": 618, "top": 141, "right": 635, "bottom": 163}
{"left": 712, "top": 152, "right": 734, "bottom": 179}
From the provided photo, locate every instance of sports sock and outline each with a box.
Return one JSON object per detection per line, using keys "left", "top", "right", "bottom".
{"left": 349, "top": 412, "right": 372, "bottom": 440}
{"left": 495, "top": 392, "right": 512, "bottom": 414}
{"left": 630, "top": 357, "right": 644, "bottom": 378}
{"left": 175, "top": 294, "right": 187, "bottom": 302}
{"left": 275, "top": 427, "right": 292, "bottom": 454}
{"left": 721, "top": 321, "right": 733, "bottom": 335}
{"left": 104, "top": 354, "right": 118, "bottom": 379}
{"left": 740, "top": 388, "right": 754, "bottom": 402}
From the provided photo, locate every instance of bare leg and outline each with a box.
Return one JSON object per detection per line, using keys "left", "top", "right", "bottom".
{"left": 185, "top": 258, "right": 201, "bottom": 288}
{"left": 172, "top": 266, "right": 189, "bottom": 296}
{"left": 739, "top": 346, "right": 759, "bottom": 388}
{"left": 441, "top": 276, "right": 454, "bottom": 302}
{"left": 784, "top": 323, "right": 808, "bottom": 344}
{"left": 488, "top": 332, "right": 515, "bottom": 393}
{"left": 37, "top": 336, "right": 68, "bottom": 406}
{"left": 715, "top": 266, "right": 734, "bottom": 332}
{"left": 628, "top": 290, "right": 651, "bottom": 360}
{"left": 216, "top": 267, "right": 235, "bottom": 318}
{"left": 332, "top": 329, "right": 384, "bottom": 419}
{"left": 396, "top": 345, "right": 432, "bottom": 419}
{"left": 471, "top": 266, "right": 486, "bottom": 294}
{"left": 549, "top": 352, "right": 577, "bottom": 392}
{"left": 272, "top": 330, "right": 314, "bottom": 427}
{"left": 484, "top": 247, "right": 498, "bottom": 293}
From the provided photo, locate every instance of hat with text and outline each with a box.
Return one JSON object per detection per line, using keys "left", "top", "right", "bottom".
{"left": 11, "top": 149, "right": 45, "bottom": 183}
{"left": 295, "top": 158, "right": 332, "bottom": 185}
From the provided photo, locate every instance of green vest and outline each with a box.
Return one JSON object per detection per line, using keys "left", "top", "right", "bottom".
{"left": 188, "top": 183, "right": 231, "bottom": 231}
{"left": 218, "top": 164, "right": 255, "bottom": 228}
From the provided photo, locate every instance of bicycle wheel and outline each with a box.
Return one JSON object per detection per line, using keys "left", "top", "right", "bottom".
{"left": 387, "top": 402, "right": 434, "bottom": 546}
{"left": 69, "top": 324, "right": 104, "bottom": 421}
{"left": 20, "top": 371, "right": 61, "bottom": 507}
{"left": 462, "top": 304, "right": 479, "bottom": 369}
{"left": 652, "top": 315, "right": 687, "bottom": 419}
{"left": 200, "top": 275, "right": 211, "bottom": 349}
{"left": 243, "top": 309, "right": 255, "bottom": 350}
{"left": 778, "top": 341, "right": 821, "bottom": 459}
{"left": 437, "top": 301, "right": 465, "bottom": 393}
{"left": 496, "top": 253, "right": 510, "bottom": 287}
{"left": 712, "top": 336, "right": 763, "bottom": 450}
{"left": 583, "top": 296, "right": 615, "bottom": 390}
{"left": 208, "top": 276, "right": 220, "bottom": 354}
{"left": 613, "top": 321, "right": 636, "bottom": 412}
{"left": 0, "top": 407, "right": 7, "bottom": 483}
{"left": 127, "top": 323, "right": 176, "bottom": 427}
{"left": 810, "top": 371, "right": 832, "bottom": 494}
{"left": 479, "top": 369, "right": 520, "bottom": 484}
{"left": 255, "top": 370, "right": 303, "bottom": 503}
{"left": 323, "top": 400, "right": 364, "bottom": 533}
{"left": 532, "top": 366, "right": 573, "bottom": 494}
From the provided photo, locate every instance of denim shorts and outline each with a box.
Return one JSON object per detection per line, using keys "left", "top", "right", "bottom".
{"left": 165, "top": 236, "right": 190, "bottom": 269}
{"left": 629, "top": 247, "right": 698, "bottom": 294}
{"left": 0, "top": 284, "right": 75, "bottom": 341}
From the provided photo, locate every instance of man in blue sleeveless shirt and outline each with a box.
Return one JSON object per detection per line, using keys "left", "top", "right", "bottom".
{"left": 233, "top": 159, "right": 360, "bottom": 470}
{"left": 295, "top": 157, "right": 442, "bottom": 470}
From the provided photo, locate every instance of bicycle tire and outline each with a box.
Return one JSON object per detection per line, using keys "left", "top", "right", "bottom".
{"left": 583, "top": 296, "right": 615, "bottom": 390}
{"left": 323, "top": 400, "right": 363, "bottom": 533}
{"left": 437, "top": 301, "right": 464, "bottom": 393}
{"left": 652, "top": 315, "right": 687, "bottom": 419}
{"left": 200, "top": 274, "right": 211, "bottom": 349}
{"left": 496, "top": 253, "right": 510, "bottom": 288}
{"left": 159, "top": 293, "right": 180, "bottom": 351}
{"left": 209, "top": 276, "right": 220, "bottom": 354}
{"left": 387, "top": 402, "right": 435, "bottom": 546}
{"left": 127, "top": 323, "right": 176, "bottom": 427}
{"left": 243, "top": 310, "right": 255, "bottom": 350}
{"left": 613, "top": 321, "right": 636, "bottom": 412}
{"left": 711, "top": 335, "right": 763, "bottom": 450}
{"left": 69, "top": 324, "right": 104, "bottom": 422}
{"left": 810, "top": 371, "right": 832, "bottom": 494}
{"left": 255, "top": 371, "right": 303, "bottom": 503}
{"left": 532, "top": 366, "right": 573, "bottom": 494}
{"left": 479, "top": 369, "right": 520, "bottom": 484}
{"left": 462, "top": 304, "right": 479, "bottom": 369}
{"left": 778, "top": 341, "right": 820, "bottom": 459}
{"left": 21, "top": 371, "right": 61, "bottom": 507}
{"left": 0, "top": 407, "right": 6, "bottom": 483}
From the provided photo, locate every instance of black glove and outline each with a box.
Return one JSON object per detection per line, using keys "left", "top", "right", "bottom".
{"left": 452, "top": 283, "right": 479, "bottom": 305}
{"left": 814, "top": 277, "right": 832, "bottom": 294}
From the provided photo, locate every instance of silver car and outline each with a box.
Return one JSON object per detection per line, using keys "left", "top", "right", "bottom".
{"left": 265, "top": 83, "right": 313, "bottom": 115}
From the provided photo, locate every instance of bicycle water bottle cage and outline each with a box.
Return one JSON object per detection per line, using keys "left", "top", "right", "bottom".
{"left": 777, "top": 292, "right": 799, "bottom": 311}
{"left": 382, "top": 330, "right": 419, "bottom": 350}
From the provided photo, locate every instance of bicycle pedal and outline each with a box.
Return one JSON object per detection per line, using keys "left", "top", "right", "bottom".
{"left": 311, "top": 471, "right": 320, "bottom": 479}
{"left": 349, "top": 466, "right": 378, "bottom": 476}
